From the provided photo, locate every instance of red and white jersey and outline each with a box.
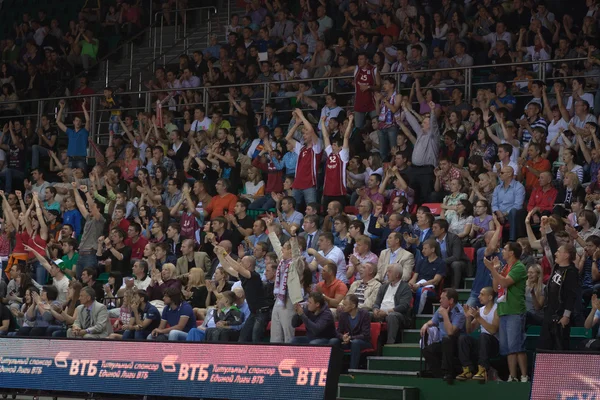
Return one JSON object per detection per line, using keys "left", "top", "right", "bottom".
{"left": 354, "top": 64, "right": 377, "bottom": 113}
{"left": 323, "top": 146, "right": 349, "bottom": 196}
{"left": 292, "top": 140, "right": 323, "bottom": 190}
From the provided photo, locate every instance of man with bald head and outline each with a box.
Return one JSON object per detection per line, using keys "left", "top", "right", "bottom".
{"left": 526, "top": 171, "right": 557, "bottom": 216}
{"left": 492, "top": 166, "right": 526, "bottom": 241}
{"left": 338, "top": 262, "right": 381, "bottom": 312}
{"left": 213, "top": 244, "right": 270, "bottom": 343}
{"left": 207, "top": 240, "right": 234, "bottom": 279}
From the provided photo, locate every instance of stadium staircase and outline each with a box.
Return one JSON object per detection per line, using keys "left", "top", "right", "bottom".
{"left": 336, "top": 278, "right": 539, "bottom": 400}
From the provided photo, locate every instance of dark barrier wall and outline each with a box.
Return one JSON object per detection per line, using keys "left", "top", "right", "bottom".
{"left": 531, "top": 352, "right": 600, "bottom": 400}
{"left": 0, "top": 338, "right": 342, "bottom": 400}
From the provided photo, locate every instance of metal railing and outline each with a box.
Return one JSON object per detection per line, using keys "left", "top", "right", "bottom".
{"left": 153, "top": 6, "right": 218, "bottom": 64}
{"left": 0, "top": 56, "right": 593, "bottom": 154}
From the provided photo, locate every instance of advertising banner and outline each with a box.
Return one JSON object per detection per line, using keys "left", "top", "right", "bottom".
{"left": 531, "top": 351, "right": 600, "bottom": 400}
{"left": 0, "top": 338, "right": 342, "bottom": 400}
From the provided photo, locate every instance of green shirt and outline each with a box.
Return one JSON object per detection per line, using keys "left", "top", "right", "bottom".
{"left": 497, "top": 261, "right": 527, "bottom": 316}
{"left": 61, "top": 253, "right": 79, "bottom": 280}
{"left": 80, "top": 39, "right": 99, "bottom": 59}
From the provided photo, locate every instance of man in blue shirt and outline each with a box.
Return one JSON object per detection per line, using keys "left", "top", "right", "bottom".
{"left": 56, "top": 98, "right": 90, "bottom": 171}
{"left": 492, "top": 166, "right": 526, "bottom": 241}
{"left": 122, "top": 290, "right": 160, "bottom": 340}
{"left": 420, "top": 288, "right": 466, "bottom": 380}
{"left": 148, "top": 287, "right": 195, "bottom": 341}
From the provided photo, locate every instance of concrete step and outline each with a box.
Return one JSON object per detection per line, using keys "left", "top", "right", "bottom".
{"left": 338, "top": 383, "right": 419, "bottom": 400}
{"left": 464, "top": 277, "right": 474, "bottom": 290}
{"left": 382, "top": 343, "right": 421, "bottom": 358}
{"left": 367, "top": 356, "right": 421, "bottom": 372}
{"left": 414, "top": 314, "right": 433, "bottom": 327}
{"left": 349, "top": 369, "right": 419, "bottom": 377}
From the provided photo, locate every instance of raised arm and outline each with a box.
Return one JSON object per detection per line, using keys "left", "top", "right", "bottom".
{"left": 56, "top": 100, "right": 68, "bottom": 132}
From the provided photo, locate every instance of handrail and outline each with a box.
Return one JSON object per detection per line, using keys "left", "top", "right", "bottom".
{"left": 153, "top": 6, "right": 218, "bottom": 65}
{"left": 2, "top": 56, "right": 590, "bottom": 108}
{"left": 50, "top": 20, "right": 157, "bottom": 99}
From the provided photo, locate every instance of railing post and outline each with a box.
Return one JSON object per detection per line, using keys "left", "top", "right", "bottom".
{"left": 160, "top": 15, "right": 164, "bottom": 65}
{"left": 104, "top": 60, "right": 110, "bottom": 87}
{"left": 145, "top": 91, "right": 151, "bottom": 112}
{"left": 263, "top": 83, "right": 270, "bottom": 112}
{"left": 138, "top": 71, "right": 143, "bottom": 101}
{"left": 202, "top": 87, "right": 208, "bottom": 110}
{"left": 90, "top": 96, "right": 98, "bottom": 149}
{"left": 36, "top": 99, "right": 44, "bottom": 127}
{"left": 153, "top": 19, "right": 158, "bottom": 70}
{"left": 128, "top": 43, "right": 134, "bottom": 90}
{"left": 465, "top": 67, "right": 472, "bottom": 104}
{"left": 148, "top": 1, "right": 153, "bottom": 47}
{"left": 184, "top": 9, "right": 188, "bottom": 52}
{"left": 538, "top": 61, "right": 545, "bottom": 82}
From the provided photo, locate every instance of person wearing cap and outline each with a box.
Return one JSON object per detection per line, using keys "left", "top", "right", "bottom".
{"left": 25, "top": 244, "right": 69, "bottom": 303}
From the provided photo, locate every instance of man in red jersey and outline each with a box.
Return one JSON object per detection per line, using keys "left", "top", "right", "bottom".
{"left": 321, "top": 113, "right": 353, "bottom": 208}
{"left": 286, "top": 109, "right": 322, "bottom": 209}
{"left": 350, "top": 53, "right": 381, "bottom": 129}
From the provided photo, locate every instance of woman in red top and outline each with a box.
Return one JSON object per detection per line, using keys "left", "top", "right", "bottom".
{"left": 24, "top": 192, "right": 48, "bottom": 285}
{"left": 0, "top": 190, "right": 29, "bottom": 276}
{"left": 122, "top": 145, "right": 140, "bottom": 183}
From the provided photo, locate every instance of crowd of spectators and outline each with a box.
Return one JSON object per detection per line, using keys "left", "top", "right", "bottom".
{"left": 2, "top": 0, "right": 600, "bottom": 385}
{"left": 0, "top": 1, "right": 145, "bottom": 110}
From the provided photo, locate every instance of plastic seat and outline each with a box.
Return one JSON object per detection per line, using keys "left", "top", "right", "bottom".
{"left": 420, "top": 203, "right": 442, "bottom": 216}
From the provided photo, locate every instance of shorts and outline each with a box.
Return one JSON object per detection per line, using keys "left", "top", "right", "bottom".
{"left": 499, "top": 313, "right": 526, "bottom": 355}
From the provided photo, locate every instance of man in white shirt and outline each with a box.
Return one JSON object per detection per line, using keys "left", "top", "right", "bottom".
{"left": 450, "top": 42, "right": 473, "bottom": 67}
{"left": 492, "top": 144, "right": 519, "bottom": 177}
{"left": 566, "top": 77, "right": 595, "bottom": 115}
{"left": 190, "top": 106, "right": 212, "bottom": 132}
{"left": 308, "top": 232, "right": 348, "bottom": 284}
{"left": 372, "top": 264, "right": 413, "bottom": 343}
{"left": 121, "top": 260, "right": 152, "bottom": 291}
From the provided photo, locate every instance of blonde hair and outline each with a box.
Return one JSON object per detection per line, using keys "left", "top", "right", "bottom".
{"left": 565, "top": 171, "right": 580, "bottom": 188}
{"left": 188, "top": 267, "right": 206, "bottom": 288}
{"left": 526, "top": 264, "right": 544, "bottom": 299}
{"left": 162, "top": 263, "right": 177, "bottom": 278}
{"left": 247, "top": 166, "right": 262, "bottom": 184}
{"left": 355, "top": 235, "right": 371, "bottom": 247}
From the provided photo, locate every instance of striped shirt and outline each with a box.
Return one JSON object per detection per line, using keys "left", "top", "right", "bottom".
{"left": 520, "top": 115, "right": 547, "bottom": 144}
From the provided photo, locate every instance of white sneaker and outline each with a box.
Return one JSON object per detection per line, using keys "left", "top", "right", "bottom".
{"left": 520, "top": 375, "right": 529, "bottom": 383}
{"left": 507, "top": 376, "right": 518, "bottom": 382}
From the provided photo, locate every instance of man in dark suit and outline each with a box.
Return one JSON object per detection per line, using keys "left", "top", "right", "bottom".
{"left": 372, "top": 264, "right": 413, "bottom": 344}
{"left": 431, "top": 219, "right": 468, "bottom": 289}
{"left": 299, "top": 214, "right": 321, "bottom": 252}
{"left": 368, "top": 212, "right": 411, "bottom": 253}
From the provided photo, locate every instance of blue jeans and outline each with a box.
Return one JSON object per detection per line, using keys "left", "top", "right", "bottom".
{"left": 75, "top": 253, "right": 98, "bottom": 279}
{"left": 148, "top": 329, "right": 188, "bottom": 341}
{"left": 353, "top": 111, "right": 376, "bottom": 130}
{"left": 499, "top": 313, "right": 526, "bottom": 355}
{"left": 249, "top": 195, "right": 276, "bottom": 211}
{"left": 466, "top": 294, "right": 482, "bottom": 308}
{"left": 293, "top": 187, "right": 317, "bottom": 209}
{"left": 109, "top": 115, "right": 119, "bottom": 134}
{"left": 329, "top": 338, "right": 372, "bottom": 369}
{"left": 123, "top": 329, "right": 151, "bottom": 340}
{"left": 186, "top": 328, "right": 206, "bottom": 342}
{"left": 34, "top": 261, "right": 47, "bottom": 285}
{"left": 506, "top": 208, "right": 525, "bottom": 241}
{"left": 291, "top": 337, "right": 330, "bottom": 345}
{"left": 377, "top": 126, "right": 398, "bottom": 160}
{"left": 0, "top": 168, "right": 25, "bottom": 193}
{"left": 46, "top": 326, "right": 65, "bottom": 337}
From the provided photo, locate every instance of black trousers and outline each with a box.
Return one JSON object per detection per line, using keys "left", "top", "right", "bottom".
{"left": 538, "top": 308, "right": 571, "bottom": 351}
{"left": 206, "top": 327, "right": 241, "bottom": 342}
{"left": 423, "top": 335, "right": 459, "bottom": 377}
{"left": 409, "top": 165, "right": 435, "bottom": 205}
{"left": 457, "top": 333, "right": 499, "bottom": 370}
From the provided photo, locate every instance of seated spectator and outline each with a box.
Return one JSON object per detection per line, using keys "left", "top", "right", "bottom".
{"left": 16, "top": 285, "right": 61, "bottom": 337}
{"left": 147, "top": 263, "right": 182, "bottom": 301}
{"left": 409, "top": 239, "right": 446, "bottom": 315}
{"left": 330, "top": 294, "right": 372, "bottom": 369}
{"left": 176, "top": 239, "right": 211, "bottom": 277}
{"left": 0, "top": 300, "right": 17, "bottom": 335}
{"left": 148, "top": 287, "right": 195, "bottom": 341}
{"left": 291, "top": 291, "right": 336, "bottom": 344}
{"left": 347, "top": 235, "right": 378, "bottom": 281}
{"left": 376, "top": 232, "right": 415, "bottom": 282}
{"left": 67, "top": 287, "right": 112, "bottom": 338}
{"left": 432, "top": 157, "right": 461, "bottom": 202}
{"left": 440, "top": 180, "right": 467, "bottom": 227}
{"left": 372, "top": 264, "right": 413, "bottom": 344}
{"left": 316, "top": 262, "right": 348, "bottom": 309}
{"left": 338, "top": 262, "right": 381, "bottom": 312}
{"left": 309, "top": 232, "right": 348, "bottom": 284}
{"left": 457, "top": 287, "right": 499, "bottom": 381}
{"left": 527, "top": 172, "right": 557, "bottom": 214}
{"left": 421, "top": 288, "right": 466, "bottom": 380}
{"left": 205, "top": 288, "right": 249, "bottom": 342}
{"left": 448, "top": 200, "right": 474, "bottom": 241}
{"left": 431, "top": 219, "right": 468, "bottom": 289}
{"left": 122, "top": 289, "right": 160, "bottom": 340}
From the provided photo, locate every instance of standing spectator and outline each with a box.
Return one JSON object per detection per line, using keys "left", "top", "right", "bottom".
{"left": 492, "top": 167, "right": 526, "bottom": 241}
{"left": 56, "top": 99, "right": 89, "bottom": 171}
{"left": 72, "top": 183, "right": 105, "bottom": 278}
{"left": 484, "top": 242, "right": 528, "bottom": 382}
{"left": 352, "top": 53, "right": 380, "bottom": 129}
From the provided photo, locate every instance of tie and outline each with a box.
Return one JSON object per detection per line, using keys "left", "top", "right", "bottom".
{"left": 84, "top": 309, "right": 91, "bottom": 328}
{"left": 307, "top": 234, "right": 313, "bottom": 249}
